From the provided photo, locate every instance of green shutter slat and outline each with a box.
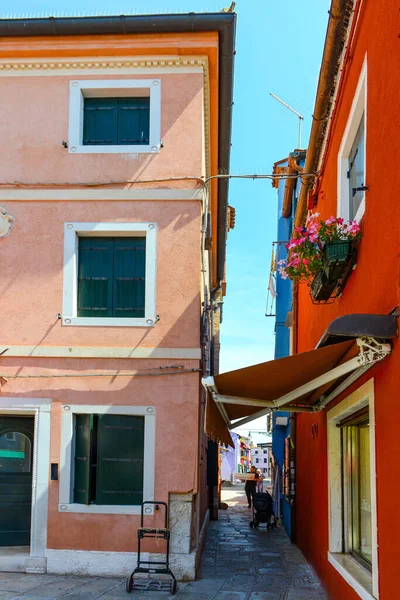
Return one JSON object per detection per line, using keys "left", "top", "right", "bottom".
{"left": 78, "top": 238, "right": 114, "bottom": 317}
{"left": 74, "top": 415, "right": 93, "bottom": 504}
{"left": 83, "top": 98, "right": 118, "bottom": 145}
{"left": 95, "top": 415, "right": 144, "bottom": 506}
{"left": 117, "top": 98, "right": 150, "bottom": 145}
{"left": 113, "top": 237, "right": 146, "bottom": 318}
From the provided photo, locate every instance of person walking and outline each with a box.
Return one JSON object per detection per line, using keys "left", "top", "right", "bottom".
{"left": 244, "top": 465, "right": 258, "bottom": 508}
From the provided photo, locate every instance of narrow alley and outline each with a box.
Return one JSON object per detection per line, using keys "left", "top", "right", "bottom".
{"left": 0, "top": 486, "right": 326, "bottom": 600}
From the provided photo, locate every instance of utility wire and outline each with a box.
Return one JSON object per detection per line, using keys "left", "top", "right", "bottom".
{"left": 0, "top": 369, "right": 202, "bottom": 380}
{"left": 0, "top": 172, "right": 316, "bottom": 188}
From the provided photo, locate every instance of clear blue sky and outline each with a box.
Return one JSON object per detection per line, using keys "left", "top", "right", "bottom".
{"left": 1, "top": 0, "right": 330, "bottom": 435}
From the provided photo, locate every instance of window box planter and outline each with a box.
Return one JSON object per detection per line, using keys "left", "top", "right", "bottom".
{"left": 323, "top": 241, "right": 353, "bottom": 280}
{"left": 310, "top": 242, "right": 357, "bottom": 303}
{"left": 310, "top": 270, "right": 338, "bottom": 302}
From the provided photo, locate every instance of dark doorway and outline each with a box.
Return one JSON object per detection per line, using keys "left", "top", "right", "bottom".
{"left": 0, "top": 416, "right": 34, "bottom": 546}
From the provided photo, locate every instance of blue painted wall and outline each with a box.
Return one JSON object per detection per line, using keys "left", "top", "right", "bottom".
{"left": 272, "top": 153, "right": 305, "bottom": 540}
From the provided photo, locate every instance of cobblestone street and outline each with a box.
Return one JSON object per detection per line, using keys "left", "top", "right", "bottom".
{"left": 0, "top": 486, "right": 326, "bottom": 600}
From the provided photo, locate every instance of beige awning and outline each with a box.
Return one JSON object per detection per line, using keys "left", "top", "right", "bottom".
{"left": 203, "top": 333, "right": 391, "bottom": 430}
{"left": 205, "top": 393, "right": 234, "bottom": 447}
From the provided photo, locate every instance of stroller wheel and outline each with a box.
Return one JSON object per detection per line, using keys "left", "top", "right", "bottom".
{"left": 126, "top": 576, "right": 133, "bottom": 593}
{"left": 254, "top": 521, "right": 259, "bottom": 529}
{"left": 170, "top": 579, "right": 177, "bottom": 594}
{"left": 249, "top": 521, "right": 254, "bottom": 529}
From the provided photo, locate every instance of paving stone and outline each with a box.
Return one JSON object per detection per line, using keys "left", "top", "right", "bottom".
{"left": 16, "top": 579, "right": 88, "bottom": 598}
{"left": 221, "top": 575, "right": 255, "bottom": 592}
{"left": 184, "top": 578, "right": 225, "bottom": 592}
{"left": 257, "top": 567, "right": 286, "bottom": 574}
{"left": 285, "top": 587, "right": 326, "bottom": 600}
{"left": 249, "top": 593, "right": 284, "bottom": 600}
{"left": 214, "top": 592, "right": 247, "bottom": 600}
{"left": 173, "top": 594, "right": 214, "bottom": 600}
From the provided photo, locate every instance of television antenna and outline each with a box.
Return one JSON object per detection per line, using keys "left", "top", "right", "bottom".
{"left": 270, "top": 92, "right": 304, "bottom": 148}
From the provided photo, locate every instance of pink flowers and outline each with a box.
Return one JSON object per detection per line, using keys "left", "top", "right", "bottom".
{"left": 278, "top": 214, "right": 362, "bottom": 284}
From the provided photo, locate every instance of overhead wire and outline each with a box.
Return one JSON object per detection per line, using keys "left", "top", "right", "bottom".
{"left": 0, "top": 369, "right": 202, "bottom": 379}
{"left": 0, "top": 172, "right": 317, "bottom": 188}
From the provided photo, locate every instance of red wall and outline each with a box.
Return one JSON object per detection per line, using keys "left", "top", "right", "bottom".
{"left": 295, "top": 1, "right": 400, "bottom": 597}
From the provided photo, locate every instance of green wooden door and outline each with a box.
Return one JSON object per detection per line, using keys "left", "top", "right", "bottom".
{"left": 0, "top": 417, "right": 34, "bottom": 546}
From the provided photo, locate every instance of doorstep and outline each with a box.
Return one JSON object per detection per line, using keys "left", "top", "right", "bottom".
{"left": 0, "top": 547, "right": 46, "bottom": 573}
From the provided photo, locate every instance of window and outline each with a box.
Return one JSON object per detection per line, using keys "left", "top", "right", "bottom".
{"left": 254, "top": 450, "right": 258, "bottom": 455}
{"left": 338, "top": 58, "right": 367, "bottom": 223}
{"left": 347, "top": 117, "right": 365, "bottom": 221}
{"left": 74, "top": 414, "right": 144, "bottom": 506}
{"left": 0, "top": 432, "right": 32, "bottom": 473}
{"left": 341, "top": 408, "right": 371, "bottom": 568}
{"left": 78, "top": 237, "right": 145, "bottom": 319}
{"left": 59, "top": 405, "right": 155, "bottom": 515}
{"left": 264, "top": 458, "right": 267, "bottom": 463}
{"left": 255, "top": 458, "right": 259, "bottom": 464}
{"left": 62, "top": 223, "right": 157, "bottom": 327}
{"left": 327, "top": 380, "right": 378, "bottom": 599}
{"left": 83, "top": 98, "right": 150, "bottom": 146}
{"left": 263, "top": 450, "right": 267, "bottom": 454}
{"left": 68, "top": 79, "right": 161, "bottom": 154}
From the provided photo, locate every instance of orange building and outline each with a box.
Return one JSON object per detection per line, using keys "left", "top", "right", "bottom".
{"left": 204, "top": 1, "right": 399, "bottom": 598}
{"left": 292, "top": 0, "right": 400, "bottom": 598}
{"left": 0, "top": 12, "right": 235, "bottom": 579}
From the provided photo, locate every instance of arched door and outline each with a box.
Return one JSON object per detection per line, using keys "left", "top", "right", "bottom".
{"left": 0, "top": 416, "right": 34, "bottom": 546}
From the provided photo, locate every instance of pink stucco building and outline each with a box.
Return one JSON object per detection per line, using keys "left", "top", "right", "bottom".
{"left": 0, "top": 12, "right": 235, "bottom": 579}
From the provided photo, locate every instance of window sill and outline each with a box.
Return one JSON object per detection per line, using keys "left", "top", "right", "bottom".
{"left": 62, "top": 317, "right": 156, "bottom": 327}
{"left": 58, "top": 503, "right": 153, "bottom": 515}
{"left": 68, "top": 144, "right": 160, "bottom": 154}
{"left": 328, "top": 552, "right": 374, "bottom": 600}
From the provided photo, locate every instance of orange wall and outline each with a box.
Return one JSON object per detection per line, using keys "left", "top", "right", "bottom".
{"left": 295, "top": 1, "right": 400, "bottom": 597}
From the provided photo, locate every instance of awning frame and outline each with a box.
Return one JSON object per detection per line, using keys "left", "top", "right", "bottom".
{"left": 203, "top": 337, "right": 391, "bottom": 429}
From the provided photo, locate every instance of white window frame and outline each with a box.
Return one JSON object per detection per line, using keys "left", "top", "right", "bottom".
{"left": 62, "top": 222, "right": 157, "bottom": 327}
{"left": 68, "top": 79, "right": 161, "bottom": 154}
{"left": 337, "top": 56, "right": 367, "bottom": 224}
{"left": 327, "top": 379, "right": 378, "bottom": 600}
{"left": 59, "top": 404, "right": 156, "bottom": 515}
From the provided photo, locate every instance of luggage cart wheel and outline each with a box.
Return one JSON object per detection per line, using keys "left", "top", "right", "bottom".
{"left": 126, "top": 576, "right": 133, "bottom": 593}
{"left": 170, "top": 579, "right": 177, "bottom": 594}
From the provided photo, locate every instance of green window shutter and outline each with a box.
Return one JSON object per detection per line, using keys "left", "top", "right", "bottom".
{"left": 95, "top": 415, "right": 144, "bottom": 506}
{"left": 73, "top": 415, "right": 93, "bottom": 504}
{"left": 117, "top": 98, "right": 150, "bottom": 145}
{"left": 83, "top": 98, "right": 118, "bottom": 145}
{"left": 78, "top": 238, "right": 114, "bottom": 317}
{"left": 113, "top": 237, "right": 146, "bottom": 318}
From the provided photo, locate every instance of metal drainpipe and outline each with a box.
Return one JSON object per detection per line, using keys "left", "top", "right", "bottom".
{"left": 294, "top": 0, "right": 354, "bottom": 229}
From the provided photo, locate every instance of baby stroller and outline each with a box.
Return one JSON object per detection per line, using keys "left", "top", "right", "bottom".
{"left": 250, "top": 491, "right": 274, "bottom": 529}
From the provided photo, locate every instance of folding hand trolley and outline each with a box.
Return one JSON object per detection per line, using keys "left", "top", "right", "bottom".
{"left": 126, "top": 501, "right": 177, "bottom": 594}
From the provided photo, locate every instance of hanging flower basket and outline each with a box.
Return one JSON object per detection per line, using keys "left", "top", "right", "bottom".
{"left": 310, "top": 269, "right": 338, "bottom": 302}
{"left": 278, "top": 215, "right": 361, "bottom": 303}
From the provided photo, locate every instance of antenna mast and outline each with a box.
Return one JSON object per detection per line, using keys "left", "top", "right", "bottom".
{"left": 270, "top": 92, "right": 304, "bottom": 148}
